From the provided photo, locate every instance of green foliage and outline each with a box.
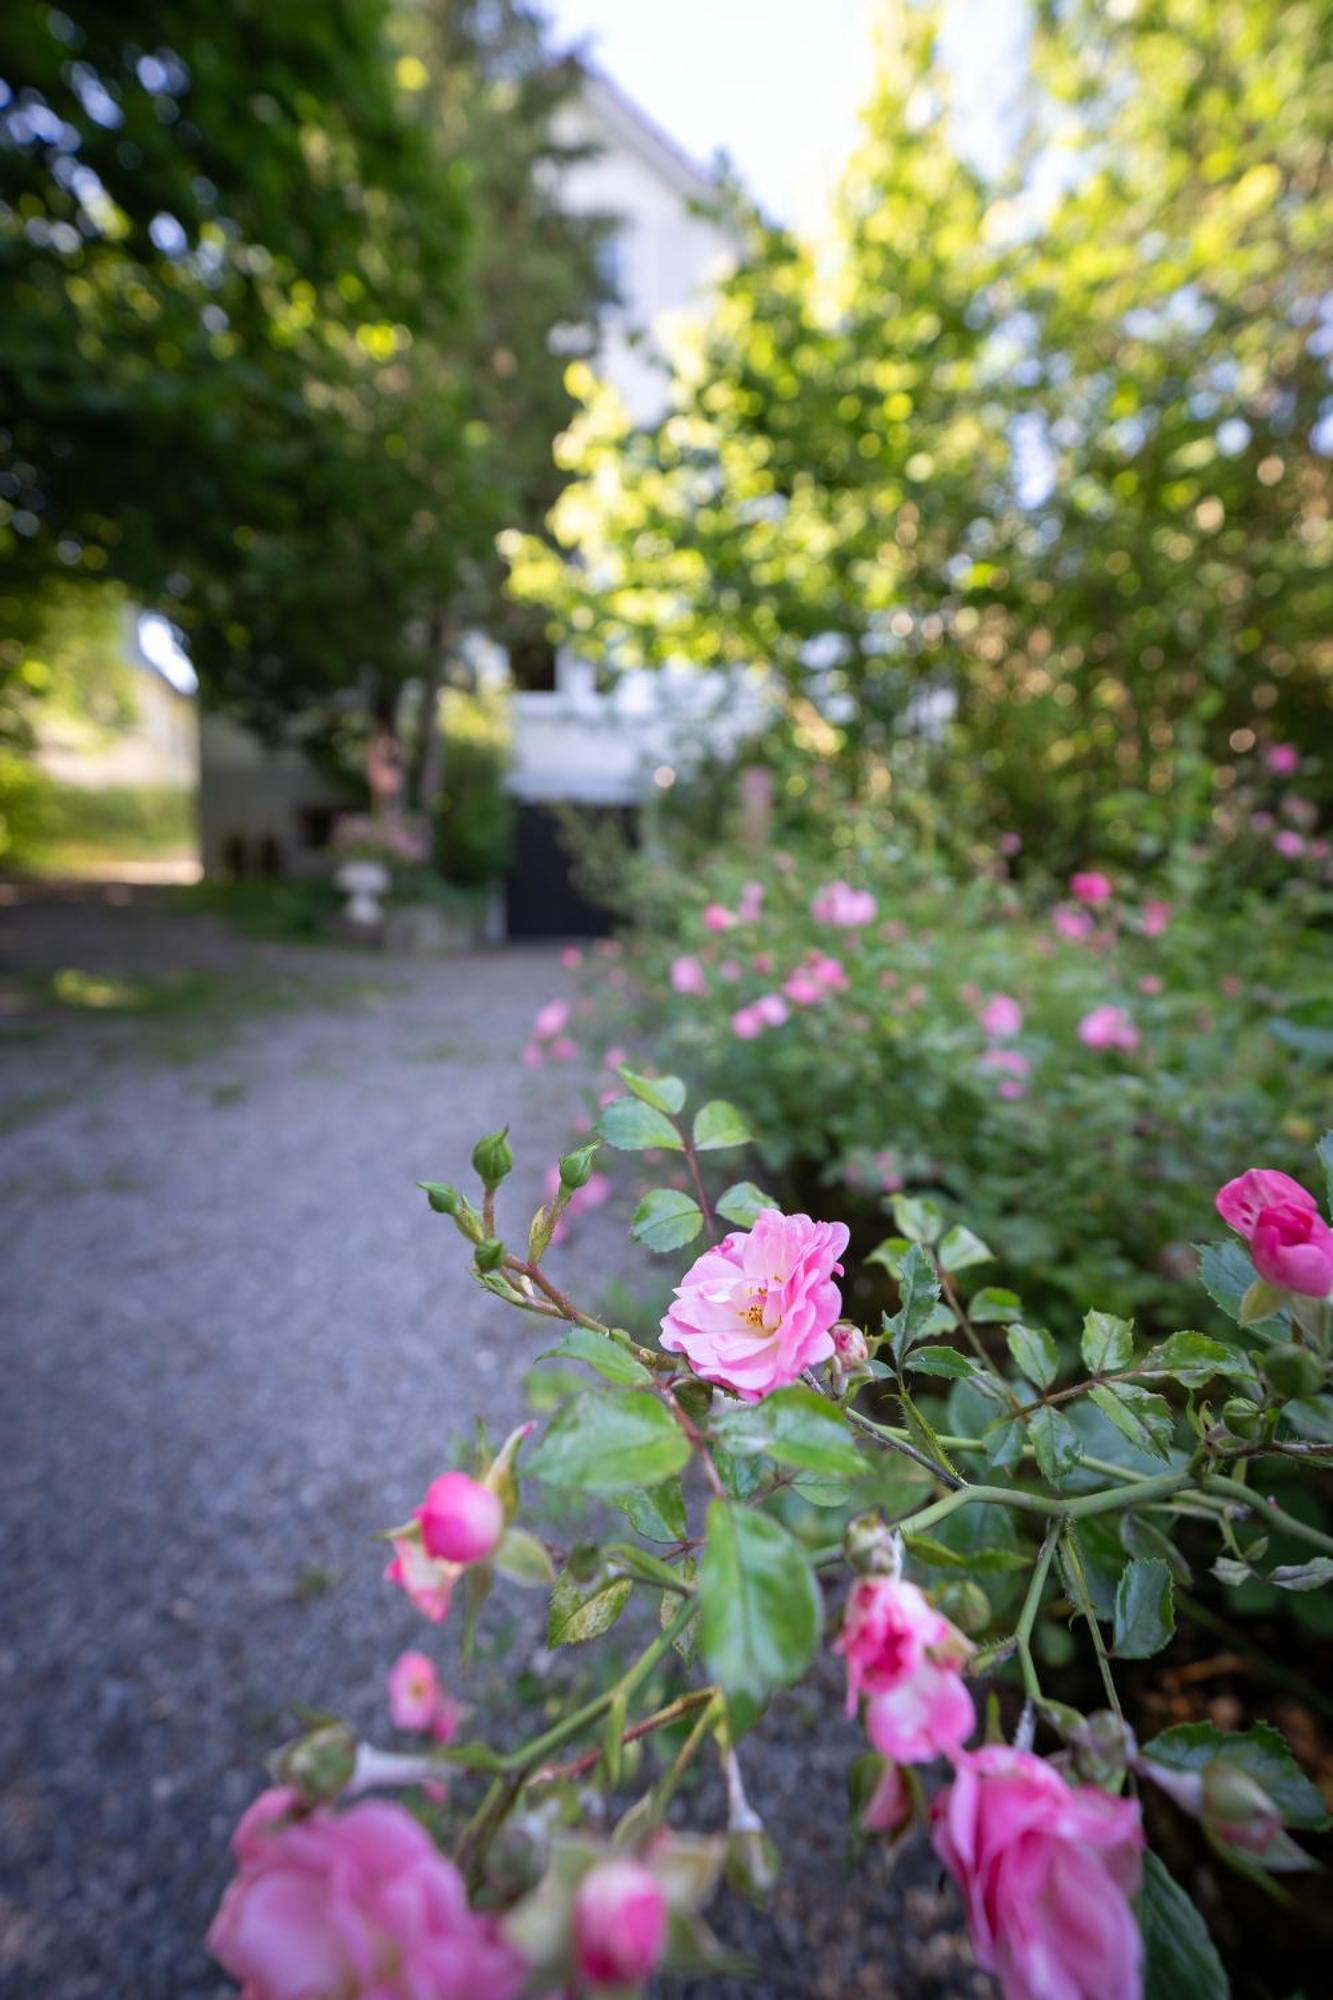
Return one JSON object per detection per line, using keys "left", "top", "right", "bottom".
{"left": 698, "top": 1501, "right": 822, "bottom": 1700}
{"left": 434, "top": 688, "right": 514, "bottom": 886}
{"left": 1138, "top": 1853, "right": 1229, "bottom": 2000}
{"left": 508, "top": 0, "right": 1333, "bottom": 855}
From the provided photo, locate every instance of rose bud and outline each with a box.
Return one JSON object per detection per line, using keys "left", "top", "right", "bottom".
{"left": 573, "top": 1857, "right": 669, "bottom": 1988}
{"left": 419, "top": 1471, "right": 504, "bottom": 1565}
{"left": 724, "top": 1826, "right": 781, "bottom": 1902}
{"left": 275, "top": 1721, "right": 357, "bottom": 1805}
{"left": 831, "top": 1321, "right": 870, "bottom": 1367}
{"left": 1263, "top": 1341, "right": 1323, "bottom": 1402}
{"left": 559, "top": 1142, "right": 601, "bottom": 1191}
{"left": 472, "top": 1128, "right": 514, "bottom": 1189}
{"left": 1202, "top": 1761, "right": 1284, "bottom": 1856}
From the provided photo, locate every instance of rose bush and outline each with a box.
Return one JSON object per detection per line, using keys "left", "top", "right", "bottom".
{"left": 571, "top": 842, "right": 1330, "bottom": 1337}
{"left": 210, "top": 1076, "right": 1333, "bottom": 1998}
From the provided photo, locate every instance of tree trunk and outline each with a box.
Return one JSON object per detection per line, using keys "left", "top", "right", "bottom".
{"left": 413, "top": 616, "right": 449, "bottom": 816}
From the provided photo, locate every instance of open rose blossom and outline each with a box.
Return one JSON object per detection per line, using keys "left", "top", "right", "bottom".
{"left": 835, "top": 1576, "right": 974, "bottom": 1763}
{"left": 573, "top": 1857, "right": 668, "bottom": 1989}
{"left": 208, "top": 1788, "right": 526, "bottom": 2000}
{"left": 661, "top": 1209, "right": 850, "bottom": 1400}
{"left": 1078, "top": 1005, "right": 1138, "bottom": 1053}
{"left": 978, "top": 994, "right": 1023, "bottom": 1038}
{"left": 670, "top": 954, "right": 708, "bottom": 996}
{"left": 931, "top": 1748, "right": 1144, "bottom": 2000}
{"left": 1070, "top": 871, "right": 1113, "bottom": 905}
{"left": 1216, "top": 1168, "right": 1333, "bottom": 1296}
{"left": 812, "top": 880, "right": 878, "bottom": 927}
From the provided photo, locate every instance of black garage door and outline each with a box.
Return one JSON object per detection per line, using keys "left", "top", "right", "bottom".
{"left": 505, "top": 802, "right": 638, "bottom": 939}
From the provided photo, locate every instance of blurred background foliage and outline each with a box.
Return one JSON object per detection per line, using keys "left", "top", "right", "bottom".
{"left": 507, "top": 0, "right": 1333, "bottom": 870}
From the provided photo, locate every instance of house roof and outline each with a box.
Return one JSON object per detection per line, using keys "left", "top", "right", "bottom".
{"left": 573, "top": 59, "right": 733, "bottom": 216}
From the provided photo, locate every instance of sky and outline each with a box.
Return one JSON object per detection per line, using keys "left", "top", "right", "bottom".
{"left": 543, "top": 0, "right": 1030, "bottom": 229}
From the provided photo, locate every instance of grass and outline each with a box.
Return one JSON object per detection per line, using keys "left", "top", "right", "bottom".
{"left": 14, "top": 782, "right": 196, "bottom": 873}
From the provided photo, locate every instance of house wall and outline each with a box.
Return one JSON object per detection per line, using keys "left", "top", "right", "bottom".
{"left": 197, "top": 712, "right": 348, "bottom": 880}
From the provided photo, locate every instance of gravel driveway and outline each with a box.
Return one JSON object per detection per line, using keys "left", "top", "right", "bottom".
{"left": 0, "top": 891, "right": 984, "bottom": 2000}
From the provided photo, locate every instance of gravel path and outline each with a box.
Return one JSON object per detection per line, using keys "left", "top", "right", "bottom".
{"left": 0, "top": 892, "right": 984, "bottom": 2000}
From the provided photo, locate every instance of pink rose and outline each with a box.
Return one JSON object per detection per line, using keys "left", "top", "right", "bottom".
{"left": 783, "top": 969, "right": 824, "bottom": 1005}
{"left": 1070, "top": 871, "right": 1113, "bottom": 905}
{"left": 602, "top": 1045, "right": 628, "bottom": 1071}
{"left": 811, "top": 953, "right": 848, "bottom": 992}
{"left": 661, "top": 1208, "right": 850, "bottom": 1401}
{"left": 670, "top": 954, "right": 708, "bottom": 997}
{"left": 738, "top": 880, "right": 766, "bottom": 923}
{"left": 520, "top": 1042, "right": 544, "bottom": 1070}
{"left": 717, "top": 959, "right": 742, "bottom": 982}
{"left": 703, "top": 902, "right": 735, "bottom": 932}
{"left": 755, "top": 992, "right": 789, "bottom": 1027}
{"left": 533, "top": 999, "right": 570, "bottom": 1040}
{"left": 384, "top": 1533, "right": 458, "bottom": 1623}
{"left": 1267, "top": 742, "right": 1300, "bottom": 776}
{"left": 860, "top": 1759, "right": 914, "bottom": 1835}
{"left": 560, "top": 946, "right": 583, "bottom": 968}
{"left": 1216, "top": 1168, "right": 1333, "bottom": 1297}
{"left": 1273, "top": 828, "right": 1305, "bottom": 860}
{"left": 548, "top": 1035, "right": 579, "bottom": 1063}
{"left": 812, "top": 880, "right": 877, "bottom": 926}
{"left": 981, "top": 1048, "right": 1030, "bottom": 1079}
{"left": 731, "top": 1004, "right": 765, "bottom": 1040}
{"left": 1250, "top": 810, "right": 1275, "bottom": 833}
{"left": 835, "top": 1576, "right": 974, "bottom": 1764}
{"left": 573, "top": 1858, "right": 668, "bottom": 1989}
{"left": 752, "top": 950, "right": 775, "bottom": 974}
{"left": 1052, "top": 904, "right": 1095, "bottom": 943}
{"left": 999, "top": 832, "right": 1023, "bottom": 856}
{"left": 931, "top": 1747, "right": 1143, "bottom": 2000}
{"left": 387, "top": 1650, "right": 442, "bottom": 1733}
{"left": 1078, "top": 1006, "right": 1138, "bottom": 1053}
{"left": 979, "top": 994, "right": 1023, "bottom": 1039}
{"left": 419, "top": 1472, "right": 504, "bottom": 1565}
{"left": 208, "top": 1789, "right": 525, "bottom": 2000}
{"left": 1138, "top": 974, "right": 1163, "bottom": 996}
{"left": 1141, "top": 899, "right": 1171, "bottom": 937}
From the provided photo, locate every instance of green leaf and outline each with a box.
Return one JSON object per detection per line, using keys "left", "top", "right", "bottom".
{"left": 617, "top": 1065, "right": 686, "bottom": 1115}
{"left": 1195, "top": 1239, "right": 1288, "bottom": 1339}
{"left": 1008, "top": 1321, "right": 1059, "bottom": 1391}
{"left": 866, "top": 1235, "right": 909, "bottom": 1278}
{"left": 904, "top": 1533, "right": 1028, "bottom": 1574}
{"left": 548, "top": 1566, "right": 633, "bottom": 1645}
{"left": 1318, "top": 1131, "right": 1333, "bottom": 1211}
{"left": 1028, "top": 1403, "right": 1083, "bottom": 1482}
{"left": 698, "top": 1500, "right": 821, "bottom": 1698}
{"left": 597, "top": 1097, "right": 683, "bottom": 1152}
{"left": 1238, "top": 1277, "right": 1285, "bottom": 1327}
{"left": 983, "top": 1414, "right": 1026, "bottom": 1471}
{"left": 1081, "top": 1309, "right": 1134, "bottom": 1374}
{"left": 1113, "top": 1556, "right": 1174, "bottom": 1657}
{"left": 891, "top": 1193, "right": 943, "bottom": 1244}
{"left": 882, "top": 1242, "right": 942, "bottom": 1363}
{"left": 1138, "top": 1332, "right": 1254, "bottom": 1389}
{"left": 1138, "top": 1853, "right": 1229, "bottom": 2000}
{"left": 692, "top": 1099, "right": 751, "bottom": 1151}
{"left": 710, "top": 1385, "right": 865, "bottom": 1478}
{"left": 1088, "top": 1383, "right": 1173, "bottom": 1460}
{"left": 527, "top": 1390, "right": 691, "bottom": 1492}
{"left": 630, "top": 1187, "right": 704, "bottom": 1252}
{"left": 493, "top": 1527, "right": 556, "bottom": 1586}
{"left": 716, "top": 1181, "right": 778, "bottom": 1227}
{"left": 1142, "top": 1721, "right": 1329, "bottom": 1830}
{"left": 539, "top": 1326, "right": 653, "bottom": 1387}
{"left": 906, "top": 1344, "right": 980, "bottom": 1379}
{"left": 938, "top": 1224, "right": 992, "bottom": 1272}
{"left": 1269, "top": 1556, "right": 1333, "bottom": 1591}
{"left": 612, "top": 1477, "right": 688, "bottom": 1544}
{"left": 968, "top": 1287, "right": 1023, "bottom": 1323}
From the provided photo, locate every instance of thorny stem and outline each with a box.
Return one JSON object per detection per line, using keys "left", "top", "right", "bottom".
{"left": 939, "top": 1267, "right": 1018, "bottom": 1408}
{"left": 671, "top": 1122, "right": 718, "bottom": 1243}
{"left": 530, "top": 1689, "right": 716, "bottom": 1787}
{"left": 457, "top": 1601, "right": 697, "bottom": 1887}
{"left": 662, "top": 1385, "right": 726, "bottom": 1498}
{"left": 805, "top": 1376, "right": 963, "bottom": 1489}
{"left": 1014, "top": 1521, "right": 1061, "bottom": 1704}
{"left": 1060, "top": 1522, "right": 1121, "bottom": 1717}
{"left": 502, "top": 1254, "right": 670, "bottom": 1372}
{"left": 897, "top": 1466, "right": 1197, "bottom": 1538}
{"left": 1203, "top": 1474, "right": 1333, "bottom": 1558}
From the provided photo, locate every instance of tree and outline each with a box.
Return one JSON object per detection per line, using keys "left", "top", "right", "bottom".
{"left": 0, "top": 0, "right": 478, "bottom": 737}
{"left": 505, "top": 5, "right": 1005, "bottom": 771}
{"left": 506, "top": 0, "right": 1333, "bottom": 859}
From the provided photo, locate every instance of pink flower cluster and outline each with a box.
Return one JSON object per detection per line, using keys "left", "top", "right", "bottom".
{"left": 835, "top": 1575, "right": 974, "bottom": 1763}
{"left": 1217, "top": 1167, "right": 1333, "bottom": 1298}
{"left": 932, "top": 1748, "right": 1144, "bottom": 2000}
{"left": 731, "top": 992, "right": 789, "bottom": 1039}
{"left": 521, "top": 998, "right": 578, "bottom": 1069}
{"left": 1078, "top": 1005, "right": 1139, "bottom": 1053}
{"left": 208, "top": 1789, "right": 525, "bottom": 2000}
{"left": 387, "top": 1651, "right": 461, "bottom": 1743}
{"left": 812, "top": 879, "right": 878, "bottom": 927}
{"left": 1070, "top": 870, "right": 1114, "bottom": 905}
{"left": 661, "top": 1208, "right": 849, "bottom": 1400}
{"left": 385, "top": 1469, "right": 505, "bottom": 1623}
